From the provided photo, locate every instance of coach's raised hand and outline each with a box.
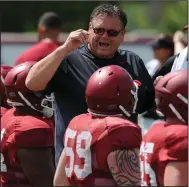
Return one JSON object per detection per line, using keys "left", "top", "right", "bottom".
{"left": 63, "top": 29, "right": 89, "bottom": 54}
{"left": 25, "top": 29, "right": 89, "bottom": 92}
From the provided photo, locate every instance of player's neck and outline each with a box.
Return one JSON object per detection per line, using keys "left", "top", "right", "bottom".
{"left": 15, "top": 106, "right": 43, "bottom": 117}
{"left": 41, "top": 37, "right": 58, "bottom": 43}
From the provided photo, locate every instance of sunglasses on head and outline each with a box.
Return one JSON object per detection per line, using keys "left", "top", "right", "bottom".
{"left": 91, "top": 24, "right": 122, "bottom": 37}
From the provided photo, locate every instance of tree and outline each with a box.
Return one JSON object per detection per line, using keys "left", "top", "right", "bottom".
{"left": 119, "top": 1, "right": 188, "bottom": 33}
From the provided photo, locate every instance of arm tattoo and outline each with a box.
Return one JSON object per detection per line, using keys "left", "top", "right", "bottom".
{"left": 107, "top": 148, "right": 141, "bottom": 186}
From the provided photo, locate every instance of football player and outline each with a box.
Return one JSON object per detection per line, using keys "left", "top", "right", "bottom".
{"left": 140, "top": 70, "right": 188, "bottom": 186}
{"left": 54, "top": 65, "right": 142, "bottom": 186}
{"left": 1, "top": 61, "right": 55, "bottom": 187}
{"left": 0, "top": 65, "right": 12, "bottom": 117}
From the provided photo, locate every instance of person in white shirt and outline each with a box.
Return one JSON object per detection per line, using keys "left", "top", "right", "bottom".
{"left": 153, "top": 25, "right": 188, "bottom": 84}
{"left": 171, "top": 46, "right": 188, "bottom": 72}
{"left": 145, "top": 58, "right": 161, "bottom": 77}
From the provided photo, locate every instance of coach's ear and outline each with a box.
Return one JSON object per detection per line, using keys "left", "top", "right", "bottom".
{"left": 17, "top": 147, "right": 55, "bottom": 187}
{"left": 54, "top": 149, "right": 71, "bottom": 186}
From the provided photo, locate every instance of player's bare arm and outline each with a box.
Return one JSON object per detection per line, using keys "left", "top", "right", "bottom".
{"left": 54, "top": 149, "right": 71, "bottom": 186}
{"left": 17, "top": 147, "right": 55, "bottom": 187}
{"left": 164, "top": 161, "right": 188, "bottom": 186}
{"left": 107, "top": 148, "right": 141, "bottom": 186}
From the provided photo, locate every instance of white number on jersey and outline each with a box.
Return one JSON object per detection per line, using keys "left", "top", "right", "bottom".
{"left": 1, "top": 128, "right": 7, "bottom": 172}
{"left": 64, "top": 128, "right": 92, "bottom": 179}
{"left": 140, "top": 142, "right": 157, "bottom": 186}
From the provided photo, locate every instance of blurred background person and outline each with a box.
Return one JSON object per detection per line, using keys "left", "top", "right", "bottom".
{"left": 173, "top": 24, "right": 188, "bottom": 55}
{"left": 139, "top": 34, "right": 175, "bottom": 126}
{"left": 153, "top": 24, "right": 188, "bottom": 82}
{"left": 14, "top": 12, "right": 62, "bottom": 66}
{"left": 142, "top": 24, "right": 187, "bottom": 129}
{"left": 145, "top": 34, "right": 174, "bottom": 77}
{"left": 171, "top": 25, "right": 188, "bottom": 72}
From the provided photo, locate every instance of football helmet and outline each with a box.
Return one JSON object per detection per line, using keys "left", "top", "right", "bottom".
{"left": 155, "top": 70, "right": 188, "bottom": 123}
{"left": 4, "top": 61, "right": 54, "bottom": 118}
{"left": 85, "top": 65, "right": 140, "bottom": 117}
{"left": 1, "top": 65, "right": 12, "bottom": 107}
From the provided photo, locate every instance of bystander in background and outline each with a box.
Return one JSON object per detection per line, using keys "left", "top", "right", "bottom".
{"left": 145, "top": 34, "right": 174, "bottom": 77}
{"left": 14, "top": 12, "right": 62, "bottom": 66}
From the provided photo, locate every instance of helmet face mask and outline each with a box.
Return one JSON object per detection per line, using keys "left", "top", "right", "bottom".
{"left": 41, "top": 96, "right": 54, "bottom": 118}
{"left": 86, "top": 65, "right": 139, "bottom": 117}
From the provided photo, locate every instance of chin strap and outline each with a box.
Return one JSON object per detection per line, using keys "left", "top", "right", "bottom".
{"left": 8, "top": 91, "right": 54, "bottom": 118}
{"left": 168, "top": 93, "right": 188, "bottom": 123}
{"left": 118, "top": 105, "right": 131, "bottom": 117}
{"left": 169, "top": 103, "right": 185, "bottom": 123}
{"left": 1, "top": 75, "right": 5, "bottom": 84}
{"left": 177, "top": 93, "right": 188, "bottom": 104}
{"left": 87, "top": 109, "right": 122, "bottom": 117}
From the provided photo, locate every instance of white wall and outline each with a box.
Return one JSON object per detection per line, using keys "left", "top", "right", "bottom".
{"left": 1, "top": 43, "right": 153, "bottom": 66}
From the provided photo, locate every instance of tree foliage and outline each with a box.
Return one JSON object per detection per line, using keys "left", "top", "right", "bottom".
{"left": 0, "top": 1, "right": 187, "bottom": 33}
{"left": 119, "top": 1, "right": 188, "bottom": 33}
{"left": 0, "top": 1, "right": 100, "bottom": 32}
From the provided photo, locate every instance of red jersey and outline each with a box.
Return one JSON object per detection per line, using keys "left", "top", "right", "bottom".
{"left": 0, "top": 108, "right": 54, "bottom": 186}
{"left": 63, "top": 113, "right": 142, "bottom": 186}
{"left": 140, "top": 122, "right": 188, "bottom": 186}
{"left": 1, "top": 107, "right": 8, "bottom": 118}
{"left": 14, "top": 40, "right": 62, "bottom": 66}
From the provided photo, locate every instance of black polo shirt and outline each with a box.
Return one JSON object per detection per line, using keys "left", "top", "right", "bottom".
{"left": 45, "top": 44, "right": 155, "bottom": 126}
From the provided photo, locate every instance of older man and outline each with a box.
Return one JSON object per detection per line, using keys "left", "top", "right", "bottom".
{"left": 26, "top": 4, "right": 155, "bottom": 165}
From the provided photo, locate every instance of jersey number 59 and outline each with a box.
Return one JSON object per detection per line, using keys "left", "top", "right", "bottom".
{"left": 140, "top": 142, "right": 157, "bottom": 186}
{"left": 64, "top": 128, "right": 92, "bottom": 179}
